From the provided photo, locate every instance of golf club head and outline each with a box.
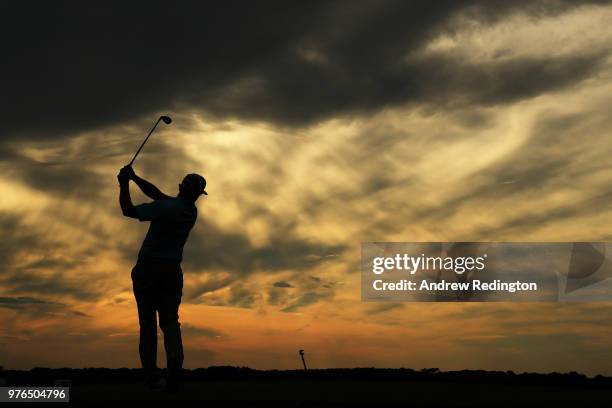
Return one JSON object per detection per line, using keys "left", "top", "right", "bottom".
{"left": 160, "top": 115, "right": 172, "bottom": 124}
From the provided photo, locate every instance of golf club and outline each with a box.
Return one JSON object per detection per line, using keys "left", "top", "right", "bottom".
{"left": 128, "top": 115, "right": 172, "bottom": 166}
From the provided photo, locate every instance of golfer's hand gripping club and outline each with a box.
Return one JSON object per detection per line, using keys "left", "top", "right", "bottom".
{"left": 117, "top": 166, "right": 131, "bottom": 185}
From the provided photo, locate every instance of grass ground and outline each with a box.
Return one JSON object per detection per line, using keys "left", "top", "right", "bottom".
{"left": 71, "top": 378, "right": 612, "bottom": 406}
{"left": 4, "top": 368, "right": 610, "bottom": 406}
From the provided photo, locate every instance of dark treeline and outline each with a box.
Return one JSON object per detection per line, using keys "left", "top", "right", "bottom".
{"left": 2, "top": 367, "right": 611, "bottom": 388}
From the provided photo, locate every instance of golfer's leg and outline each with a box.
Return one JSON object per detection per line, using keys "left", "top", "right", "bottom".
{"left": 158, "top": 265, "right": 183, "bottom": 388}
{"left": 159, "top": 292, "right": 183, "bottom": 372}
{"left": 134, "top": 291, "right": 158, "bottom": 373}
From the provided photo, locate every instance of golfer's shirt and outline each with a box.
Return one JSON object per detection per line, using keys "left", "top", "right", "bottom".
{"left": 134, "top": 197, "right": 197, "bottom": 262}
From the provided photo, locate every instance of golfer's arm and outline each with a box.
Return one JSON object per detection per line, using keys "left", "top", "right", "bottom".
{"left": 132, "top": 175, "right": 169, "bottom": 200}
{"left": 119, "top": 182, "right": 138, "bottom": 218}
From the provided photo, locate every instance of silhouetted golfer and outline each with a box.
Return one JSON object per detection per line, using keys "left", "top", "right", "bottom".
{"left": 117, "top": 165, "right": 207, "bottom": 391}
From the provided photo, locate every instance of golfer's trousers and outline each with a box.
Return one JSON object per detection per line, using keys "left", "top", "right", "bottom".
{"left": 131, "top": 257, "right": 184, "bottom": 375}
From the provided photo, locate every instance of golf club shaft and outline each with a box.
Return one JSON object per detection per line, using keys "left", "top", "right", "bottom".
{"left": 128, "top": 118, "right": 162, "bottom": 166}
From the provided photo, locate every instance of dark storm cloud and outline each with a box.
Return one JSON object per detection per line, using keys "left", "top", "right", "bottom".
{"left": 366, "top": 303, "right": 404, "bottom": 315}
{"left": 0, "top": 296, "right": 89, "bottom": 318}
{"left": 0, "top": 213, "right": 38, "bottom": 267}
{"left": 186, "top": 276, "right": 235, "bottom": 301}
{"left": 0, "top": 213, "right": 104, "bottom": 301}
{"left": 188, "top": 283, "right": 258, "bottom": 308}
{"left": 2, "top": 0, "right": 610, "bottom": 139}
{"left": 454, "top": 108, "right": 610, "bottom": 227}
{"left": 1, "top": 150, "right": 102, "bottom": 198}
{"left": 0, "top": 296, "right": 64, "bottom": 310}
{"left": 472, "top": 187, "right": 612, "bottom": 238}
{"left": 1, "top": 0, "right": 326, "bottom": 138}
{"left": 281, "top": 291, "right": 332, "bottom": 313}
{"left": 181, "top": 323, "right": 224, "bottom": 339}
{"left": 182, "top": 219, "right": 345, "bottom": 275}
{"left": 355, "top": 97, "right": 612, "bottom": 239}
{"left": 67, "top": 310, "right": 89, "bottom": 317}
{"left": 267, "top": 287, "right": 289, "bottom": 306}
{"left": 406, "top": 52, "right": 608, "bottom": 108}
{"left": 227, "top": 285, "right": 257, "bottom": 308}
{"left": 0, "top": 270, "right": 104, "bottom": 301}
{"left": 273, "top": 281, "right": 294, "bottom": 288}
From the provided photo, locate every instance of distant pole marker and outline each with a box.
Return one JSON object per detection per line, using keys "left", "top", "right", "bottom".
{"left": 299, "top": 349, "right": 308, "bottom": 371}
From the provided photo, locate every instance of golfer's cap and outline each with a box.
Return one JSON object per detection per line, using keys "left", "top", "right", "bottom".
{"left": 182, "top": 173, "right": 207, "bottom": 195}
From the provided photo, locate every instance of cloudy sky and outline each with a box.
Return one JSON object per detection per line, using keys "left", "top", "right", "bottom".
{"left": 1, "top": 1, "right": 612, "bottom": 374}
